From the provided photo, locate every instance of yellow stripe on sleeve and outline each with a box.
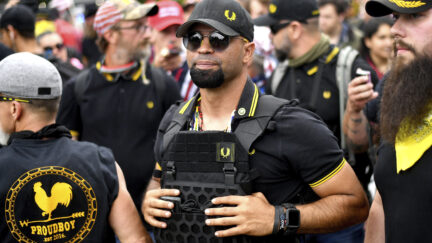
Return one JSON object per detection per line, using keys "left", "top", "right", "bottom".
{"left": 70, "top": 130, "right": 80, "bottom": 137}
{"left": 309, "top": 158, "right": 346, "bottom": 188}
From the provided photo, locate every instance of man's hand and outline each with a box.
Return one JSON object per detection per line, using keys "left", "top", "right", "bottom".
{"left": 204, "top": 192, "right": 274, "bottom": 237}
{"left": 141, "top": 188, "right": 180, "bottom": 228}
{"left": 347, "top": 76, "right": 379, "bottom": 114}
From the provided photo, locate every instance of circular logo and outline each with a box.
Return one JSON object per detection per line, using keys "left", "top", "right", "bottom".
{"left": 5, "top": 166, "right": 97, "bottom": 243}
{"left": 238, "top": 107, "right": 246, "bottom": 116}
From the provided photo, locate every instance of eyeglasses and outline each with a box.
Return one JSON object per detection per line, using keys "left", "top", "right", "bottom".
{"left": 183, "top": 31, "right": 249, "bottom": 52}
{"left": 113, "top": 24, "right": 149, "bottom": 33}
{"left": 270, "top": 21, "right": 292, "bottom": 35}
{"left": 43, "top": 43, "right": 64, "bottom": 53}
{"left": 0, "top": 96, "right": 31, "bottom": 103}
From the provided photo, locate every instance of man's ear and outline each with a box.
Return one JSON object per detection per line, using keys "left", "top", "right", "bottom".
{"left": 10, "top": 101, "right": 23, "bottom": 122}
{"left": 243, "top": 42, "right": 255, "bottom": 65}
{"left": 103, "top": 29, "right": 117, "bottom": 44}
{"left": 7, "top": 25, "right": 15, "bottom": 41}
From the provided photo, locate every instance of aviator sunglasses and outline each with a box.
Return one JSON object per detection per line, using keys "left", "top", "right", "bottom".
{"left": 43, "top": 43, "right": 64, "bottom": 52}
{"left": 183, "top": 31, "right": 248, "bottom": 52}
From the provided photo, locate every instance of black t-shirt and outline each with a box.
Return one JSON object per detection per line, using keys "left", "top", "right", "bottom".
{"left": 375, "top": 143, "right": 432, "bottom": 243}
{"left": 268, "top": 46, "right": 378, "bottom": 144}
{"left": 57, "top": 61, "right": 181, "bottom": 209}
{"left": 0, "top": 136, "right": 118, "bottom": 242}
{"left": 155, "top": 80, "right": 345, "bottom": 205}
{"left": 0, "top": 43, "right": 13, "bottom": 61}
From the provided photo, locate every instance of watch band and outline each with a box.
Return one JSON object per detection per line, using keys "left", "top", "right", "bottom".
{"left": 272, "top": 205, "right": 284, "bottom": 234}
{"left": 281, "top": 203, "right": 300, "bottom": 235}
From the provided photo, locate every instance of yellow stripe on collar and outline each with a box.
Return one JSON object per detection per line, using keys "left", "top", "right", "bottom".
{"left": 249, "top": 84, "right": 259, "bottom": 117}
{"left": 395, "top": 110, "right": 432, "bottom": 173}
{"left": 306, "top": 47, "right": 339, "bottom": 76}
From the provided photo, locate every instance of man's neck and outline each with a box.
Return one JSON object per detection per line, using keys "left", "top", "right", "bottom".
{"left": 104, "top": 47, "right": 135, "bottom": 67}
{"left": 15, "top": 38, "right": 43, "bottom": 54}
{"left": 327, "top": 24, "right": 342, "bottom": 45}
{"left": 290, "top": 33, "right": 321, "bottom": 59}
{"left": 15, "top": 116, "right": 55, "bottom": 134}
{"left": 199, "top": 73, "right": 247, "bottom": 131}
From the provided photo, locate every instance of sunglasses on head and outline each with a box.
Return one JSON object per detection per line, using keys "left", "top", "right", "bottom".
{"left": 0, "top": 96, "right": 30, "bottom": 103}
{"left": 43, "top": 43, "right": 64, "bottom": 52}
{"left": 183, "top": 31, "right": 248, "bottom": 52}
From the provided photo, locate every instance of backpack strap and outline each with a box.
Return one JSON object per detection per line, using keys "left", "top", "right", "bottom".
{"left": 336, "top": 46, "right": 358, "bottom": 150}
{"left": 234, "top": 95, "right": 290, "bottom": 152}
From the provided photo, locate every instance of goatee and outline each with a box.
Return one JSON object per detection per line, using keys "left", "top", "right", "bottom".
{"left": 380, "top": 54, "right": 432, "bottom": 143}
{"left": 190, "top": 67, "right": 225, "bottom": 88}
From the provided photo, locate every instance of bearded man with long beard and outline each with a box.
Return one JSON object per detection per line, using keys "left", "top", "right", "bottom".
{"left": 364, "top": 1, "right": 432, "bottom": 243}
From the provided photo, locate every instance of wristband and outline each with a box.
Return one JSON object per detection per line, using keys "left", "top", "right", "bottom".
{"left": 272, "top": 206, "right": 283, "bottom": 234}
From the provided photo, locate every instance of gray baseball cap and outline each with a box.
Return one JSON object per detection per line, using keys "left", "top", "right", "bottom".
{"left": 0, "top": 52, "right": 62, "bottom": 99}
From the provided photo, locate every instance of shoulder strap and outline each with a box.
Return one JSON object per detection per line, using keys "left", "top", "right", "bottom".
{"left": 161, "top": 98, "right": 196, "bottom": 153}
{"left": 73, "top": 68, "right": 91, "bottom": 105}
{"left": 336, "top": 46, "right": 359, "bottom": 150}
{"left": 234, "top": 95, "right": 291, "bottom": 152}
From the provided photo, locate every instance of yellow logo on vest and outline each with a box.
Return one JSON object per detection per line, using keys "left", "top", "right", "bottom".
{"left": 269, "top": 3, "right": 277, "bottom": 13}
{"left": 389, "top": 0, "right": 426, "bottom": 8}
{"left": 5, "top": 166, "right": 97, "bottom": 242}
{"left": 323, "top": 91, "right": 332, "bottom": 99}
{"left": 216, "top": 142, "right": 235, "bottom": 162}
{"left": 225, "top": 10, "right": 236, "bottom": 21}
{"left": 147, "top": 101, "right": 154, "bottom": 109}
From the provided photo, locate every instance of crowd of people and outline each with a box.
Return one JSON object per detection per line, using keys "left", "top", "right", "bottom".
{"left": 0, "top": 0, "right": 430, "bottom": 242}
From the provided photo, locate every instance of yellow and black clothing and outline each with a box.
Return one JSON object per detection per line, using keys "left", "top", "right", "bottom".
{"left": 57, "top": 60, "right": 181, "bottom": 211}
{"left": 375, "top": 143, "right": 432, "bottom": 243}
{"left": 153, "top": 80, "right": 346, "bottom": 241}
{"left": 0, "top": 124, "right": 118, "bottom": 242}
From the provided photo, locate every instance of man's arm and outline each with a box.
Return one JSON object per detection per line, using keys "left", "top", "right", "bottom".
{"left": 343, "top": 76, "right": 378, "bottom": 152}
{"left": 109, "top": 163, "right": 152, "bottom": 243}
{"left": 365, "top": 191, "right": 385, "bottom": 243}
{"left": 204, "top": 161, "right": 369, "bottom": 237}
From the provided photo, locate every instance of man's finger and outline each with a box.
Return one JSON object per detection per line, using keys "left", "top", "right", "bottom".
{"left": 214, "top": 225, "right": 245, "bottom": 238}
{"left": 205, "top": 216, "right": 239, "bottom": 227}
{"left": 145, "top": 216, "right": 168, "bottom": 229}
{"left": 205, "top": 206, "right": 237, "bottom": 216}
{"left": 212, "top": 195, "right": 245, "bottom": 205}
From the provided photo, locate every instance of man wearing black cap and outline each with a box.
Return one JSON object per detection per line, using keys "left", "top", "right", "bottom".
{"left": 253, "top": 1, "right": 380, "bottom": 241}
{"left": 363, "top": 1, "right": 432, "bottom": 243}
{"left": 142, "top": 0, "right": 368, "bottom": 242}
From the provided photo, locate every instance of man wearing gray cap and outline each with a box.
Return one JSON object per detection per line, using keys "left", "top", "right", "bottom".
{"left": 142, "top": 0, "right": 368, "bottom": 242}
{"left": 0, "top": 53, "right": 151, "bottom": 242}
{"left": 363, "top": 1, "right": 432, "bottom": 243}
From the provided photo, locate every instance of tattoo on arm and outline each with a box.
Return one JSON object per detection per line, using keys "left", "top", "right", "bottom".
{"left": 350, "top": 117, "right": 362, "bottom": 124}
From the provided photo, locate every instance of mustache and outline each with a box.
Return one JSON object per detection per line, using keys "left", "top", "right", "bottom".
{"left": 191, "top": 55, "right": 221, "bottom": 66}
{"left": 394, "top": 39, "right": 416, "bottom": 55}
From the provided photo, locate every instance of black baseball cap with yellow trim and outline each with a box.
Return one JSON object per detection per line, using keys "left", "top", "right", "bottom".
{"left": 366, "top": 0, "right": 432, "bottom": 17}
{"left": 176, "top": 0, "right": 254, "bottom": 42}
{"left": 253, "top": 0, "right": 320, "bottom": 26}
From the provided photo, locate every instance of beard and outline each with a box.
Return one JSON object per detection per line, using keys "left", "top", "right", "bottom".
{"left": 273, "top": 37, "right": 292, "bottom": 62}
{"left": 0, "top": 126, "right": 10, "bottom": 146}
{"left": 190, "top": 67, "right": 225, "bottom": 88}
{"left": 380, "top": 54, "right": 432, "bottom": 143}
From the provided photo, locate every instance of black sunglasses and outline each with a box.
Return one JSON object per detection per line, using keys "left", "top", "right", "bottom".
{"left": 43, "top": 43, "right": 64, "bottom": 52}
{"left": 270, "top": 21, "right": 292, "bottom": 35}
{"left": 183, "top": 31, "right": 248, "bottom": 52}
{"left": 0, "top": 96, "right": 31, "bottom": 103}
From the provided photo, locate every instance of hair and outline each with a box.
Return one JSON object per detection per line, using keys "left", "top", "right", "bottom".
{"left": 318, "top": 0, "right": 349, "bottom": 15}
{"left": 24, "top": 98, "right": 61, "bottom": 121}
{"left": 302, "top": 17, "right": 320, "bottom": 34}
{"left": 359, "top": 16, "right": 393, "bottom": 59}
{"left": 0, "top": 5, "right": 36, "bottom": 39}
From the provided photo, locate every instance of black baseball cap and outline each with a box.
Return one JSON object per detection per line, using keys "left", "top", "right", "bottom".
{"left": 366, "top": 0, "right": 432, "bottom": 17}
{"left": 176, "top": 0, "right": 254, "bottom": 42}
{"left": 253, "top": 0, "right": 320, "bottom": 26}
{"left": 0, "top": 5, "right": 35, "bottom": 34}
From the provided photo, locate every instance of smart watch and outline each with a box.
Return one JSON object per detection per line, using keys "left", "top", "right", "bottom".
{"left": 281, "top": 203, "right": 300, "bottom": 235}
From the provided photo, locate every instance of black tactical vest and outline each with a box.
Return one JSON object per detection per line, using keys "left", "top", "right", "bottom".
{"left": 155, "top": 96, "right": 291, "bottom": 243}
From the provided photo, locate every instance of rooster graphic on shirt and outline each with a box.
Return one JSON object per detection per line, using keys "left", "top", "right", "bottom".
{"left": 33, "top": 182, "right": 73, "bottom": 220}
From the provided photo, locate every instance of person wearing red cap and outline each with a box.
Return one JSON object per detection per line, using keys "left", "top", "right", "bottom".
{"left": 148, "top": 0, "right": 198, "bottom": 101}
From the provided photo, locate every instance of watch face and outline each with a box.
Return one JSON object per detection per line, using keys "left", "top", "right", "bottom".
{"left": 288, "top": 209, "right": 300, "bottom": 228}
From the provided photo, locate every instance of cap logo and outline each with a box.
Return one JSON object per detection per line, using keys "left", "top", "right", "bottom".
{"left": 269, "top": 4, "right": 277, "bottom": 14}
{"left": 159, "top": 6, "right": 181, "bottom": 18}
{"left": 224, "top": 10, "right": 236, "bottom": 21}
{"left": 389, "top": 0, "right": 426, "bottom": 8}
{"left": 312, "top": 10, "right": 320, "bottom": 16}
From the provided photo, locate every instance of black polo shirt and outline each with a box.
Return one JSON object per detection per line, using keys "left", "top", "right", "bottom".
{"left": 155, "top": 80, "right": 345, "bottom": 205}
{"left": 375, "top": 143, "right": 432, "bottom": 243}
{"left": 268, "top": 46, "right": 378, "bottom": 144}
{"left": 57, "top": 60, "right": 181, "bottom": 208}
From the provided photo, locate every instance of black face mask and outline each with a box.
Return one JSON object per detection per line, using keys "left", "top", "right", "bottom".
{"left": 190, "top": 66, "right": 225, "bottom": 88}
{"left": 7, "top": 124, "right": 72, "bottom": 145}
